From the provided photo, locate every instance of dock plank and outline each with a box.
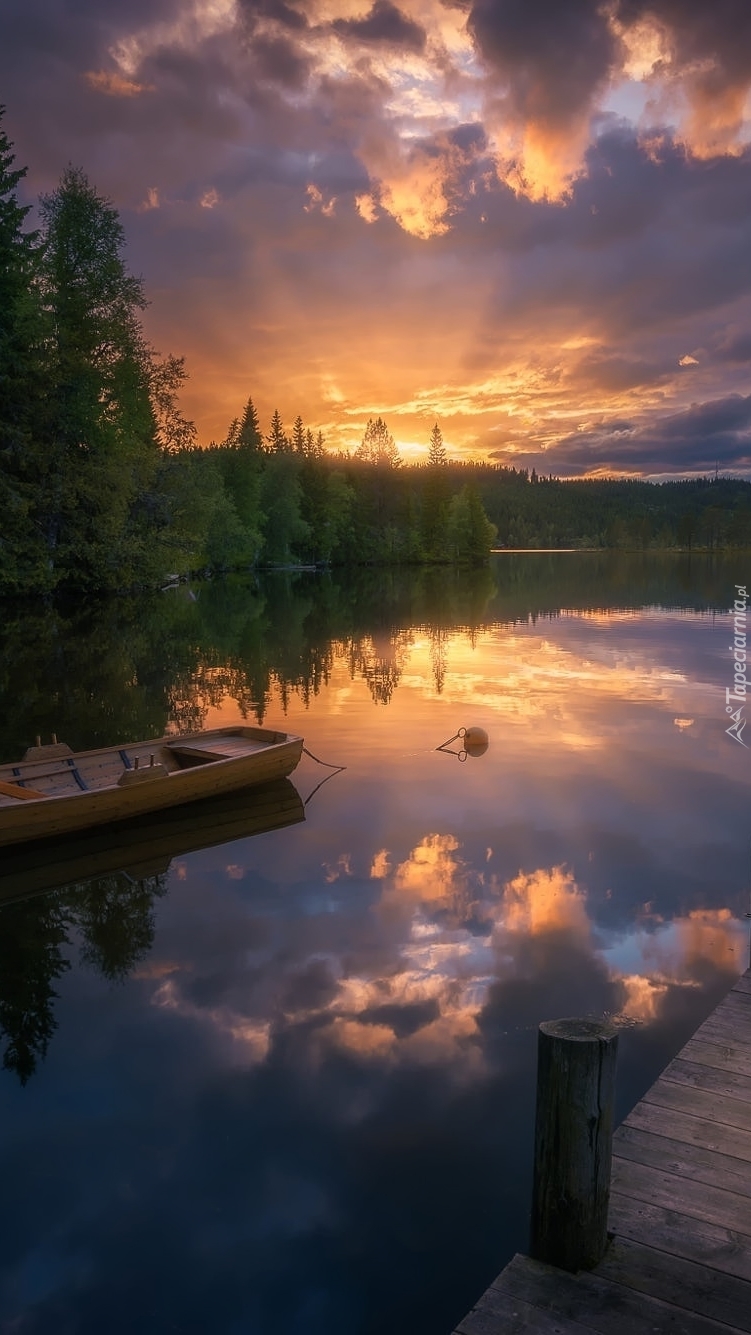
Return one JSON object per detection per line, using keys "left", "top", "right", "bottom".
{"left": 456, "top": 1277, "right": 596, "bottom": 1335}
{"left": 496, "top": 1253, "right": 737, "bottom": 1335}
{"left": 611, "top": 1155, "right": 751, "bottom": 1233}
{"left": 661, "top": 1057, "right": 751, "bottom": 1105}
{"left": 710, "top": 990, "right": 751, "bottom": 1019}
{"left": 595, "top": 1235, "right": 751, "bottom": 1331}
{"left": 613, "top": 1121, "right": 751, "bottom": 1194}
{"left": 633, "top": 1079, "right": 751, "bottom": 1134}
{"left": 679, "top": 1036, "right": 751, "bottom": 1081}
{"left": 608, "top": 1191, "right": 751, "bottom": 1283}
{"left": 690, "top": 1012, "right": 750, "bottom": 1046}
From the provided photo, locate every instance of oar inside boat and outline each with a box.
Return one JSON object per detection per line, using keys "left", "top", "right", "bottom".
{"left": 0, "top": 779, "right": 48, "bottom": 801}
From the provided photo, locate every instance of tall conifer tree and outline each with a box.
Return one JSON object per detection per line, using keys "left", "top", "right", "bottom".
{"left": 39, "top": 166, "right": 160, "bottom": 585}
{"left": 266, "top": 408, "right": 289, "bottom": 452}
{"left": 291, "top": 414, "right": 306, "bottom": 454}
{"left": 238, "top": 396, "right": 263, "bottom": 451}
{"left": 0, "top": 107, "right": 50, "bottom": 590}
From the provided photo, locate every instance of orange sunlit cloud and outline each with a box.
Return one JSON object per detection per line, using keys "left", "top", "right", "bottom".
{"left": 84, "top": 70, "right": 154, "bottom": 97}
{"left": 7, "top": 0, "right": 751, "bottom": 472}
{"left": 499, "top": 865, "right": 591, "bottom": 938}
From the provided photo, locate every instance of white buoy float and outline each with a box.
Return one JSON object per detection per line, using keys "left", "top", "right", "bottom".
{"left": 462, "top": 726, "right": 489, "bottom": 757}
{"left": 436, "top": 726, "right": 489, "bottom": 759}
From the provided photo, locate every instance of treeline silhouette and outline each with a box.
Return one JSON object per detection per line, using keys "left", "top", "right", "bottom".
{"left": 2, "top": 107, "right": 749, "bottom": 598}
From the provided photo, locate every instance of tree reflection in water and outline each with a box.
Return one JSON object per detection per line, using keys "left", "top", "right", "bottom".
{"left": 0, "top": 872, "right": 166, "bottom": 1083}
{"left": 0, "top": 552, "right": 739, "bottom": 1085}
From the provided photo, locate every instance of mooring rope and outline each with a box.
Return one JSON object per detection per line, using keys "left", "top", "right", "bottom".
{"left": 435, "top": 727, "right": 470, "bottom": 760}
{"left": 302, "top": 745, "right": 347, "bottom": 771}
{"left": 300, "top": 745, "right": 347, "bottom": 805}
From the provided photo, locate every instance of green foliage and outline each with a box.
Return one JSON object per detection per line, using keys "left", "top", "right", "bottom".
{"left": 150, "top": 354, "right": 197, "bottom": 452}
{"left": 259, "top": 452, "right": 310, "bottom": 563}
{"left": 37, "top": 166, "right": 170, "bottom": 588}
{"left": 446, "top": 485, "right": 498, "bottom": 564}
{"left": 0, "top": 108, "right": 53, "bottom": 592}
{"left": 291, "top": 414, "right": 306, "bottom": 454}
{"left": 266, "top": 408, "right": 289, "bottom": 453}
{"left": 238, "top": 396, "right": 263, "bottom": 452}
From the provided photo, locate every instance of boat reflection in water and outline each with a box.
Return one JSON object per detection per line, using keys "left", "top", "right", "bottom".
{"left": 0, "top": 777, "right": 304, "bottom": 906}
{"left": 0, "top": 781, "right": 304, "bottom": 1085}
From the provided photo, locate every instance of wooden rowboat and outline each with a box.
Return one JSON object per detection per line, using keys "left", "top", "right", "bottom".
{"left": 0, "top": 726, "right": 303, "bottom": 848}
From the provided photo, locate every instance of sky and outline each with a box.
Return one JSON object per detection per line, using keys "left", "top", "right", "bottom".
{"left": 2, "top": 0, "right": 751, "bottom": 475}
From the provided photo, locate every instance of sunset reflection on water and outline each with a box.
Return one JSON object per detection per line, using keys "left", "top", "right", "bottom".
{"left": 0, "top": 556, "right": 748, "bottom": 1335}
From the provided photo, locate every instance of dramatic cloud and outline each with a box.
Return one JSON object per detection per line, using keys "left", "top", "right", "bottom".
{"left": 331, "top": 0, "right": 427, "bottom": 52}
{"left": 1, "top": 0, "right": 750, "bottom": 471}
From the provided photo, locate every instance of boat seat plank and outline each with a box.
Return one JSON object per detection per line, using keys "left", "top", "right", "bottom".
{"left": 166, "top": 744, "right": 230, "bottom": 756}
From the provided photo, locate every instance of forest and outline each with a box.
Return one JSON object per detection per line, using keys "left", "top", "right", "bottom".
{"left": 2, "top": 108, "right": 750, "bottom": 597}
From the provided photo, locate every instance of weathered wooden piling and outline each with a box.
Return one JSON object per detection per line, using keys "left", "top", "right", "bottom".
{"left": 529, "top": 1017, "right": 618, "bottom": 1272}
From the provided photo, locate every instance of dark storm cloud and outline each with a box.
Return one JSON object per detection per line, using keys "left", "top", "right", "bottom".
{"left": 465, "top": 0, "right": 751, "bottom": 128}
{"left": 467, "top": 0, "right": 619, "bottom": 123}
{"left": 238, "top": 0, "right": 310, "bottom": 31}
{"left": 715, "top": 331, "right": 751, "bottom": 365}
{"left": 331, "top": 0, "right": 427, "bottom": 53}
{"left": 247, "top": 30, "right": 312, "bottom": 87}
{"left": 528, "top": 393, "right": 751, "bottom": 475}
{"left": 471, "top": 129, "right": 751, "bottom": 349}
{"left": 619, "top": 0, "right": 751, "bottom": 82}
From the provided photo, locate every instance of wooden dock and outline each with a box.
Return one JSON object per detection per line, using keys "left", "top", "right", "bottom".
{"left": 453, "top": 967, "right": 751, "bottom": 1334}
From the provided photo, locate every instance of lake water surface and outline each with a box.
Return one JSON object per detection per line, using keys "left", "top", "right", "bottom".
{"left": 0, "top": 553, "right": 749, "bottom": 1334}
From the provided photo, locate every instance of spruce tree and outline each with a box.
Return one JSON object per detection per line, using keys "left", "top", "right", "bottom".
{"left": 291, "top": 414, "right": 306, "bottom": 454}
{"left": 39, "top": 166, "right": 160, "bottom": 586}
{"left": 266, "top": 408, "right": 289, "bottom": 452}
{"left": 0, "top": 107, "right": 50, "bottom": 591}
{"left": 428, "top": 422, "right": 447, "bottom": 465}
{"left": 238, "top": 395, "right": 263, "bottom": 451}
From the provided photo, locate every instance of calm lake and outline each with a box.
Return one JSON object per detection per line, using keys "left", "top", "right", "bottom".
{"left": 0, "top": 552, "right": 749, "bottom": 1335}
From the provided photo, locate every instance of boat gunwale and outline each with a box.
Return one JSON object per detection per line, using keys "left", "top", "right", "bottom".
{"left": 0, "top": 725, "right": 301, "bottom": 779}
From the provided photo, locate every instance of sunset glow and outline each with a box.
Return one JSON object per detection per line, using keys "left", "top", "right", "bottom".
{"left": 3, "top": 0, "right": 751, "bottom": 474}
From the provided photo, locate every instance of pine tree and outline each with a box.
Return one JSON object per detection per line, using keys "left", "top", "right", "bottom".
{"left": 291, "top": 414, "right": 306, "bottom": 454}
{"left": 355, "top": 417, "right": 400, "bottom": 467}
{"left": 428, "top": 422, "right": 447, "bottom": 466}
{"left": 0, "top": 107, "right": 51, "bottom": 591}
{"left": 238, "top": 395, "right": 263, "bottom": 451}
{"left": 315, "top": 429, "right": 326, "bottom": 457}
{"left": 222, "top": 417, "right": 241, "bottom": 449}
{"left": 266, "top": 408, "right": 289, "bottom": 452}
{"left": 39, "top": 166, "right": 160, "bottom": 586}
